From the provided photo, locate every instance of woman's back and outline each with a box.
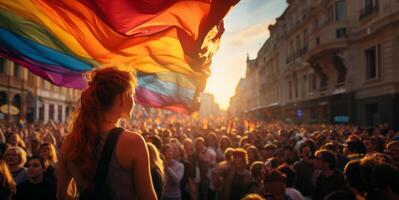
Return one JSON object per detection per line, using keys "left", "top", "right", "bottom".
{"left": 60, "top": 129, "right": 155, "bottom": 200}
{"left": 57, "top": 66, "right": 156, "bottom": 200}
{"left": 65, "top": 130, "right": 137, "bottom": 199}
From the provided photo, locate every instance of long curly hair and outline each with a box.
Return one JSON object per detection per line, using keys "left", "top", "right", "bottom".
{"left": 61, "top": 67, "right": 136, "bottom": 181}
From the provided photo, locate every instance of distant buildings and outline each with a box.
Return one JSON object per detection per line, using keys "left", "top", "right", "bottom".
{"left": 0, "top": 58, "right": 80, "bottom": 123}
{"left": 199, "top": 93, "right": 221, "bottom": 117}
{"left": 229, "top": 0, "right": 399, "bottom": 129}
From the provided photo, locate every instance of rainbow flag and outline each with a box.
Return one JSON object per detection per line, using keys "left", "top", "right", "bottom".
{"left": 0, "top": 0, "right": 239, "bottom": 113}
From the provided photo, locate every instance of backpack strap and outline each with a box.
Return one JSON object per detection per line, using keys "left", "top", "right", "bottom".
{"left": 93, "top": 127, "right": 124, "bottom": 192}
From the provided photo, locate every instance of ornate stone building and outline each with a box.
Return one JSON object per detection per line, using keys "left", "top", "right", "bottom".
{"left": 0, "top": 58, "right": 80, "bottom": 123}
{"left": 232, "top": 0, "right": 399, "bottom": 129}
{"left": 229, "top": 78, "right": 248, "bottom": 118}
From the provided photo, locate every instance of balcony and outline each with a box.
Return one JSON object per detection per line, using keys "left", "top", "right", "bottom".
{"left": 304, "top": 21, "right": 349, "bottom": 61}
{"left": 359, "top": 3, "right": 379, "bottom": 20}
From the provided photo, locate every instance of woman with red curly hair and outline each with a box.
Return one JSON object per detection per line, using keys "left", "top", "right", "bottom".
{"left": 57, "top": 67, "right": 157, "bottom": 200}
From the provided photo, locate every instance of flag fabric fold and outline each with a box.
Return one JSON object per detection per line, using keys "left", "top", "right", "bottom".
{"left": 0, "top": 0, "right": 239, "bottom": 113}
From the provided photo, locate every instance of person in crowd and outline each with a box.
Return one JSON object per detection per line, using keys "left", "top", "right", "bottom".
{"left": 343, "top": 160, "right": 365, "bottom": 200}
{"left": 205, "top": 133, "right": 218, "bottom": 153}
{"left": 212, "top": 147, "right": 234, "bottom": 200}
{"left": 148, "top": 135, "right": 163, "bottom": 150}
{"left": 216, "top": 136, "right": 231, "bottom": 162}
{"left": 263, "top": 170, "right": 292, "bottom": 200}
{"left": 262, "top": 144, "right": 277, "bottom": 161}
{"left": 222, "top": 148, "right": 252, "bottom": 200}
{"left": 147, "top": 142, "right": 165, "bottom": 200}
{"left": 183, "top": 138, "right": 200, "bottom": 198}
{"left": 344, "top": 137, "right": 366, "bottom": 160}
{"left": 2, "top": 94, "right": 399, "bottom": 200}
{"left": 39, "top": 143, "right": 58, "bottom": 183}
{"left": 196, "top": 137, "right": 216, "bottom": 200}
{"left": 42, "top": 133, "right": 57, "bottom": 148}
{"left": 205, "top": 134, "right": 218, "bottom": 200}
{"left": 57, "top": 67, "right": 157, "bottom": 200}
{"left": 312, "top": 149, "right": 347, "bottom": 200}
{"left": 170, "top": 138, "right": 194, "bottom": 200}
{"left": 277, "top": 164, "right": 304, "bottom": 200}
{"left": 247, "top": 146, "right": 262, "bottom": 167}
{"left": 293, "top": 142, "right": 315, "bottom": 198}
{"left": 362, "top": 137, "right": 380, "bottom": 154}
{"left": 6, "top": 133, "right": 26, "bottom": 150}
{"left": 3, "top": 146, "right": 28, "bottom": 185}
{"left": 320, "top": 142, "right": 349, "bottom": 171}
{"left": 28, "top": 134, "right": 41, "bottom": 157}
{"left": 358, "top": 154, "right": 399, "bottom": 200}
{"left": 247, "top": 161, "right": 266, "bottom": 196}
{"left": 0, "top": 160, "right": 16, "bottom": 200}
{"left": 282, "top": 145, "right": 298, "bottom": 165}
{"left": 162, "top": 143, "right": 184, "bottom": 200}
{"left": 273, "top": 148, "right": 287, "bottom": 165}
{"left": 13, "top": 156, "right": 56, "bottom": 200}
{"left": 386, "top": 141, "right": 399, "bottom": 167}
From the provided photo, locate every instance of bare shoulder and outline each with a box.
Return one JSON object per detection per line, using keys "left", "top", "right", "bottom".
{"left": 119, "top": 130, "right": 145, "bottom": 145}
{"left": 116, "top": 130, "right": 147, "bottom": 159}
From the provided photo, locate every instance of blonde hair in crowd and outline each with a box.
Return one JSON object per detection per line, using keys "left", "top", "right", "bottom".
{"left": 4, "top": 146, "right": 27, "bottom": 168}
{"left": 0, "top": 160, "right": 16, "bottom": 194}
{"left": 41, "top": 143, "right": 58, "bottom": 166}
{"left": 147, "top": 142, "right": 165, "bottom": 182}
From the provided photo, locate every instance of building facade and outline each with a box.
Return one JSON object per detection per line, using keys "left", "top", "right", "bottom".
{"left": 231, "top": 0, "right": 399, "bottom": 129}
{"left": 199, "top": 93, "right": 221, "bottom": 117}
{"left": 229, "top": 78, "right": 248, "bottom": 117}
{"left": 0, "top": 58, "right": 80, "bottom": 123}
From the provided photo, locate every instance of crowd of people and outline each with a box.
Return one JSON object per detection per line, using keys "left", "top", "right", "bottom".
{"left": 0, "top": 64, "right": 398, "bottom": 200}
{"left": 0, "top": 116, "right": 398, "bottom": 200}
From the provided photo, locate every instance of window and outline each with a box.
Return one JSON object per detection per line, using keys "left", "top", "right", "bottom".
{"left": 336, "top": 28, "right": 347, "bottom": 39}
{"left": 335, "top": 0, "right": 346, "bottom": 21}
{"left": 294, "top": 78, "right": 298, "bottom": 99}
{"left": 13, "top": 64, "right": 20, "bottom": 78}
{"left": 49, "top": 104, "right": 54, "bottom": 121}
{"left": 309, "top": 74, "right": 317, "bottom": 92}
{"left": 361, "top": 0, "right": 378, "bottom": 19}
{"left": 302, "top": 75, "right": 307, "bottom": 98}
{"left": 39, "top": 105, "right": 44, "bottom": 121}
{"left": 296, "top": 35, "right": 301, "bottom": 56}
{"left": 314, "top": 18, "right": 319, "bottom": 30}
{"left": 288, "top": 81, "right": 292, "bottom": 100}
{"left": 328, "top": 5, "right": 334, "bottom": 22}
{"left": 290, "top": 40, "right": 294, "bottom": 57}
{"left": 365, "top": 0, "right": 378, "bottom": 9}
{"left": 303, "top": 29, "right": 308, "bottom": 51}
{"left": 65, "top": 107, "right": 70, "bottom": 119}
{"left": 365, "top": 46, "right": 379, "bottom": 80}
{"left": 303, "top": 0, "right": 309, "bottom": 12}
{"left": 58, "top": 105, "right": 63, "bottom": 122}
{"left": 0, "top": 58, "right": 5, "bottom": 74}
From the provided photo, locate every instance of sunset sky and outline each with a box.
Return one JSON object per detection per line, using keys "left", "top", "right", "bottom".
{"left": 204, "top": 0, "right": 288, "bottom": 110}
